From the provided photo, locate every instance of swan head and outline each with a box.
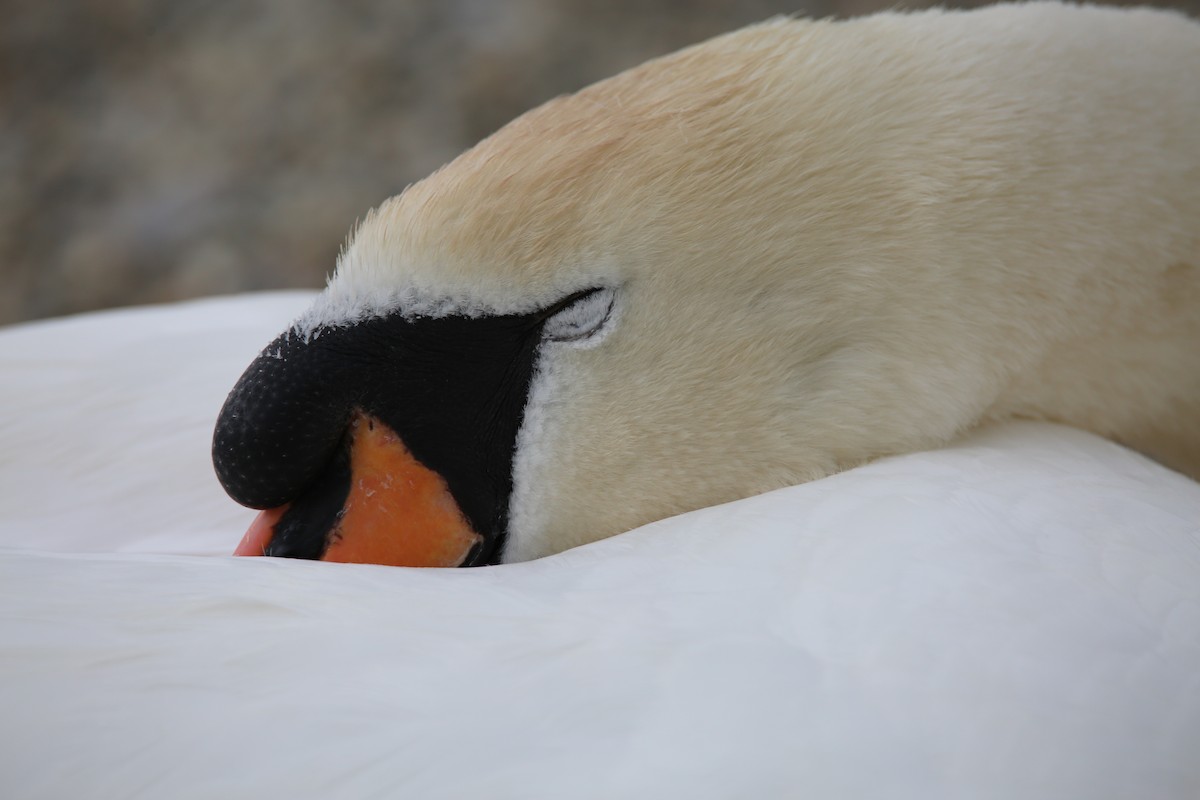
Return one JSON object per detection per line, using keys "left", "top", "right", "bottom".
{"left": 212, "top": 8, "right": 1200, "bottom": 565}
{"left": 211, "top": 17, "right": 1009, "bottom": 566}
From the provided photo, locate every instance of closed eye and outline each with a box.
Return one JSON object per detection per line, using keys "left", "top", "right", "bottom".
{"left": 541, "top": 287, "right": 617, "bottom": 344}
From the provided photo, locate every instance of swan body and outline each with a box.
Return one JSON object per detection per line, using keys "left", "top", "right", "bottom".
{"left": 3, "top": 293, "right": 1200, "bottom": 798}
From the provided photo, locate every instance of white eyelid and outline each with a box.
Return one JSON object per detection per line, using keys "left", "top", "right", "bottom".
{"left": 543, "top": 287, "right": 618, "bottom": 346}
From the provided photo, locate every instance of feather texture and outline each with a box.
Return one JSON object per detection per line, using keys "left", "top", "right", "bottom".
{"left": 2, "top": 292, "right": 1199, "bottom": 798}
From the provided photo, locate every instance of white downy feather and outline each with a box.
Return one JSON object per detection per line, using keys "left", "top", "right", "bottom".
{"left": 1, "top": 292, "right": 1198, "bottom": 799}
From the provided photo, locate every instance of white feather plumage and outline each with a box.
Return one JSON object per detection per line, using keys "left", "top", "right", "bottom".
{"left": 2, "top": 292, "right": 1199, "bottom": 798}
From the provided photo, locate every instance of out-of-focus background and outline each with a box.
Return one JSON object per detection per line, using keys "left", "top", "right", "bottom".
{"left": 3, "top": 0, "right": 1197, "bottom": 324}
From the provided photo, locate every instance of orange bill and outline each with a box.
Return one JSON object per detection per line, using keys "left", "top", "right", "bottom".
{"left": 233, "top": 412, "right": 482, "bottom": 567}
{"left": 234, "top": 504, "right": 288, "bottom": 556}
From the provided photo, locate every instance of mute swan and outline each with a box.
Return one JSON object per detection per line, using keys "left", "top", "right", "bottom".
{"left": 2, "top": 3, "right": 1199, "bottom": 796}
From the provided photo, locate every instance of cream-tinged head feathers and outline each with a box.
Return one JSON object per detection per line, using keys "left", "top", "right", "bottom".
{"left": 297, "top": 3, "right": 1200, "bottom": 562}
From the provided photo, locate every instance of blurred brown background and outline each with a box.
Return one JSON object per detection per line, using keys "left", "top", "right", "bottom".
{"left": 3, "top": 0, "right": 1197, "bottom": 324}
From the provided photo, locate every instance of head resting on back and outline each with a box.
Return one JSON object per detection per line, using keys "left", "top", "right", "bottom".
{"left": 222, "top": 4, "right": 1200, "bottom": 563}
